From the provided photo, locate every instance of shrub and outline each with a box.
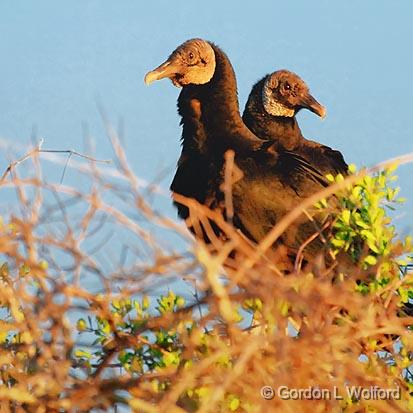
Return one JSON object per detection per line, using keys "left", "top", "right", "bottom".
{"left": 0, "top": 137, "right": 412, "bottom": 412}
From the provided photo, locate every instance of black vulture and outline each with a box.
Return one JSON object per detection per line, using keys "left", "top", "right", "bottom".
{"left": 243, "top": 70, "right": 348, "bottom": 175}
{"left": 145, "top": 39, "right": 329, "bottom": 257}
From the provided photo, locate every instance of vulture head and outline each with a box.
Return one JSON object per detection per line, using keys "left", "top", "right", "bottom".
{"left": 262, "top": 70, "right": 326, "bottom": 118}
{"left": 144, "top": 39, "right": 216, "bottom": 87}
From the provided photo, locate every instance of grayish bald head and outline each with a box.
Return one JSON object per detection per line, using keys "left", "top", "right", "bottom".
{"left": 261, "top": 70, "right": 326, "bottom": 118}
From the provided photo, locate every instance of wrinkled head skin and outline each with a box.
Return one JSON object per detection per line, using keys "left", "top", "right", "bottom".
{"left": 262, "top": 70, "right": 326, "bottom": 118}
{"left": 144, "top": 39, "right": 216, "bottom": 87}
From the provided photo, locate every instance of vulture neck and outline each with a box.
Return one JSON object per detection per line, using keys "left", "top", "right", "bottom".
{"left": 243, "top": 79, "right": 303, "bottom": 151}
{"left": 178, "top": 43, "right": 261, "bottom": 154}
{"left": 201, "top": 44, "right": 244, "bottom": 132}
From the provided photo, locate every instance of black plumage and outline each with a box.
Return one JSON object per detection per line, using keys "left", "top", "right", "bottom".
{"left": 145, "top": 39, "right": 329, "bottom": 255}
{"left": 243, "top": 70, "right": 348, "bottom": 176}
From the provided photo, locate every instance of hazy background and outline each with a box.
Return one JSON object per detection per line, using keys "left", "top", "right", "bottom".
{"left": 1, "top": 0, "right": 412, "bottom": 231}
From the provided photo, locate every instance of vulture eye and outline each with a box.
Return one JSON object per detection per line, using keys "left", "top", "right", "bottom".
{"left": 284, "top": 83, "right": 291, "bottom": 90}
{"left": 188, "top": 52, "right": 195, "bottom": 60}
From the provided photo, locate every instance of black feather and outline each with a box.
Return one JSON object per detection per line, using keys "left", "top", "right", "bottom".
{"left": 169, "top": 41, "right": 330, "bottom": 256}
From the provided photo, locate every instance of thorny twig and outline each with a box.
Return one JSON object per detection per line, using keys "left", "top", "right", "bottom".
{"left": 0, "top": 138, "right": 111, "bottom": 184}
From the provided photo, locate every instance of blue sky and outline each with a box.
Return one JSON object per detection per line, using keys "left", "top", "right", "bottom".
{"left": 1, "top": 0, "right": 412, "bottom": 231}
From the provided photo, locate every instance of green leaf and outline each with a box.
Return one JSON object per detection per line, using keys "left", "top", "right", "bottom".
{"left": 228, "top": 395, "right": 240, "bottom": 411}
{"left": 341, "top": 209, "right": 351, "bottom": 225}
{"left": 348, "top": 164, "right": 357, "bottom": 174}
{"left": 74, "top": 349, "right": 92, "bottom": 359}
{"left": 399, "top": 288, "right": 409, "bottom": 303}
{"left": 364, "top": 255, "right": 377, "bottom": 266}
{"left": 76, "top": 319, "right": 87, "bottom": 332}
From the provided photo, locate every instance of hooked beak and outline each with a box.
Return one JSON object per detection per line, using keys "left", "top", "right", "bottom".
{"left": 144, "top": 57, "right": 181, "bottom": 85}
{"left": 299, "top": 94, "right": 326, "bottom": 119}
